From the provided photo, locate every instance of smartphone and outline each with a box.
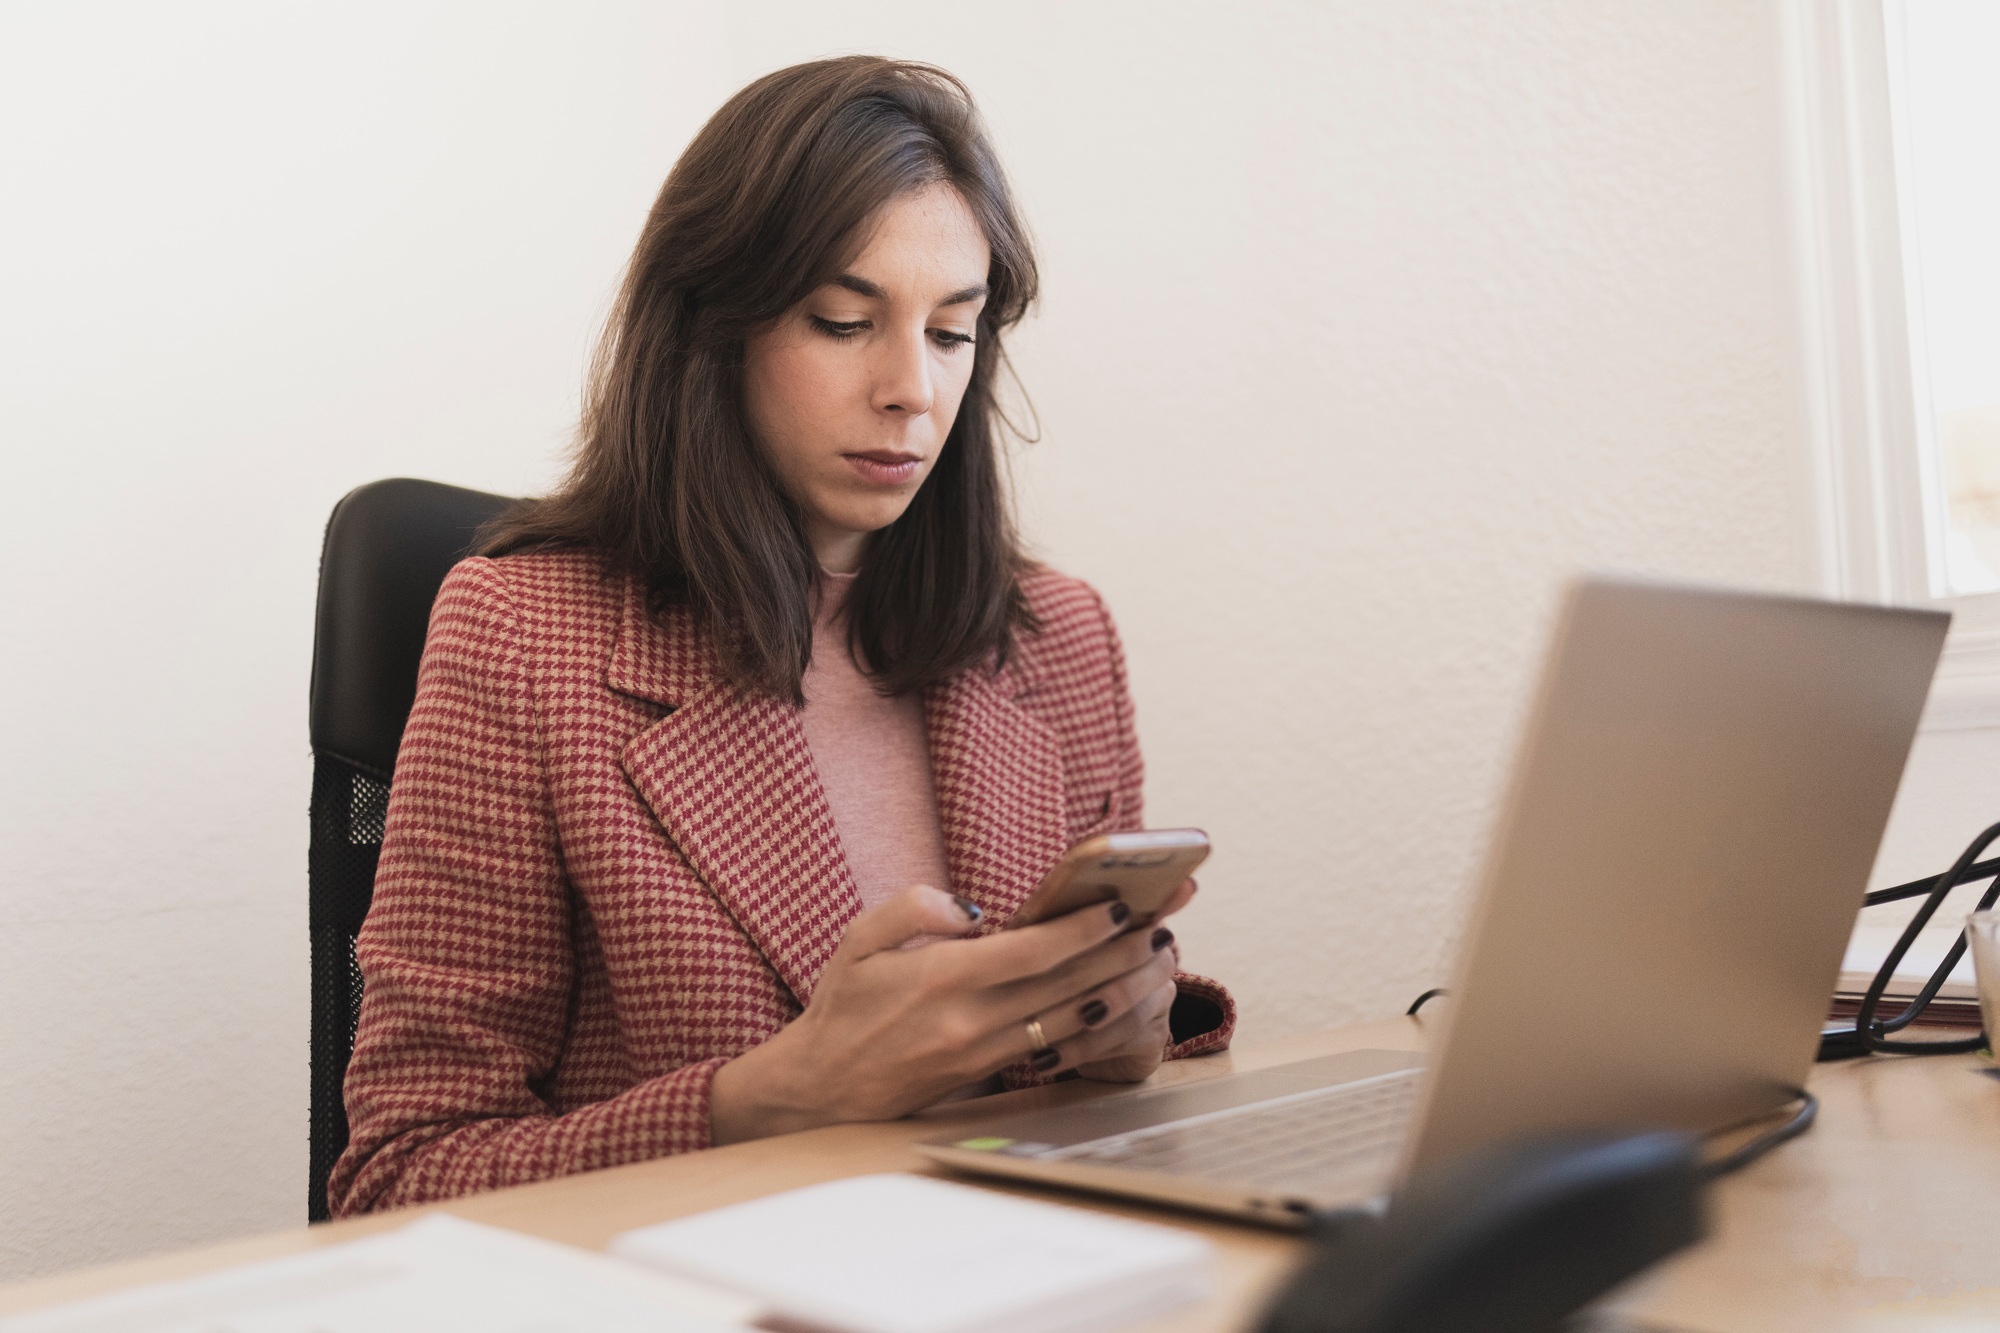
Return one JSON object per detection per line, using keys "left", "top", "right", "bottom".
{"left": 1004, "top": 828, "right": 1210, "bottom": 930}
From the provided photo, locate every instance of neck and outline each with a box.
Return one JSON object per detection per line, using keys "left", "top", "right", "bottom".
{"left": 809, "top": 524, "right": 868, "bottom": 575}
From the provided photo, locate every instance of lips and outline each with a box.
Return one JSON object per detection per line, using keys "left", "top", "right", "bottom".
{"left": 842, "top": 451, "right": 924, "bottom": 485}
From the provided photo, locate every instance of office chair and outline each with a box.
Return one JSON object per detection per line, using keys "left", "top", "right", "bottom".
{"left": 308, "top": 477, "right": 515, "bottom": 1221}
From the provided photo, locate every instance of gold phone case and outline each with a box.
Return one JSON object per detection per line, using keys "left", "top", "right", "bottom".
{"left": 1005, "top": 828, "right": 1210, "bottom": 929}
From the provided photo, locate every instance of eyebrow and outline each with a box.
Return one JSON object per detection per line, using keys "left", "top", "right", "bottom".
{"left": 831, "top": 273, "right": 989, "bottom": 307}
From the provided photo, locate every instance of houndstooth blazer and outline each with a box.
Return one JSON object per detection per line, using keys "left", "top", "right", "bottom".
{"left": 328, "top": 548, "right": 1234, "bottom": 1216}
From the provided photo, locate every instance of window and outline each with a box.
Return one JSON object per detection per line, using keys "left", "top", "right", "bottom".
{"left": 1783, "top": 0, "right": 1997, "bottom": 1008}
{"left": 1894, "top": 0, "right": 2000, "bottom": 597}
{"left": 1781, "top": 0, "right": 2000, "bottom": 727}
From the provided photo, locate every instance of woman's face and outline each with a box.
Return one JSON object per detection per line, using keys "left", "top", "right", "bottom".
{"left": 743, "top": 183, "right": 991, "bottom": 573}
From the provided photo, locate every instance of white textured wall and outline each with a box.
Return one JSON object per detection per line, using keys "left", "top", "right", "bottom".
{"left": 13, "top": 0, "right": 1989, "bottom": 1288}
{"left": 727, "top": 1, "right": 1815, "bottom": 1037}
{"left": 0, "top": 2, "right": 728, "bottom": 1278}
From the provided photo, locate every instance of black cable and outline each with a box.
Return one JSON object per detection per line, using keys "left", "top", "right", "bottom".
{"left": 1701, "top": 1089, "right": 1817, "bottom": 1178}
{"left": 1852, "top": 820, "right": 2000, "bottom": 1056}
{"left": 1406, "top": 988, "right": 1448, "bottom": 1016}
{"left": 1863, "top": 855, "right": 2000, "bottom": 906}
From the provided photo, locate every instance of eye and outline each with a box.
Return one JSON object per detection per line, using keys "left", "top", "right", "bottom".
{"left": 929, "top": 329, "right": 975, "bottom": 351}
{"left": 809, "top": 315, "right": 868, "bottom": 339}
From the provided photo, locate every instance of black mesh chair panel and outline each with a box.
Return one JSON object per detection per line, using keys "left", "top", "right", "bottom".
{"left": 308, "top": 478, "right": 514, "bottom": 1221}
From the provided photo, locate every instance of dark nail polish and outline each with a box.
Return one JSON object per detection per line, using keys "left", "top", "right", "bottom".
{"left": 1107, "top": 900, "right": 1132, "bottom": 926}
{"left": 1151, "top": 926, "right": 1174, "bottom": 951}
{"left": 1031, "top": 1047, "right": 1062, "bottom": 1072}
{"left": 1080, "top": 999, "right": 1110, "bottom": 1027}
{"left": 952, "top": 895, "right": 983, "bottom": 923}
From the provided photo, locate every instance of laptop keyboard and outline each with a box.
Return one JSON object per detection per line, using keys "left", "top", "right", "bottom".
{"left": 1043, "top": 1067, "right": 1422, "bottom": 1196}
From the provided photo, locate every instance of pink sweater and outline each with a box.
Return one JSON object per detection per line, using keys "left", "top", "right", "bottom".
{"left": 798, "top": 572, "right": 955, "bottom": 912}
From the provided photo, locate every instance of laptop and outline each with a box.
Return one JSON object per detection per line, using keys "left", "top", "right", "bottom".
{"left": 921, "top": 577, "right": 1948, "bottom": 1225}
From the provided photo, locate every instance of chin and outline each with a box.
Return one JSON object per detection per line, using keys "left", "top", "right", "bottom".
{"left": 820, "top": 492, "right": 921, "bottom": 538}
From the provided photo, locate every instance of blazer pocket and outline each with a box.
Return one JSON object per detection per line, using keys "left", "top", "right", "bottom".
{"left": 1070, "top": 790, "right": 1120, "bottom": 842}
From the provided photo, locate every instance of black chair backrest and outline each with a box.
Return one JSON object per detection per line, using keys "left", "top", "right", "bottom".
{"left": 307, "top": 478, "right": 514, "bottom": 1221}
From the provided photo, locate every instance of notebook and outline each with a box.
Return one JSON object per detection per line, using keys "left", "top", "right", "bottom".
{"left": 610, "top": 1173, "right": 1214, "bottom": 1333}
{"left": 0, "top": 1214, "right": 752, "bottom": 1333}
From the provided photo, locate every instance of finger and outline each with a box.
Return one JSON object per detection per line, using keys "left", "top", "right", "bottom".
{"left": 833, "top": 885, "right": 983, "bottom": 963}
{"left": 1026, "top": 983, "right": 1174, "bottom": 1083}
{"left": 970, "top": 946, "right": 1177, "bottom": 1074}
{"left": 1148, "top": 878, "right": 1197, "bottom": 922}
{"left": 1059, "top": 977, "right": 1176, "bottom": 1071}
{"left": 995, "top": 921, "right": 1177, "bottom": 1025}
{"left": 1054, "top": 949, "right": 1177, "bottom": 1050}
{"left": 958, "top": 897, "right": 1137, "bottom": 984}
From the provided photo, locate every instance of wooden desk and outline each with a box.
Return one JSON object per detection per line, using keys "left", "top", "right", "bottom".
{"left": 3, "top": 1017, "right": 1996, "bottom": 1331}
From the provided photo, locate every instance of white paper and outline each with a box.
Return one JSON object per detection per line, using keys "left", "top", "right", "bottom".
{"left": 612, "top": 1173, "right": 1213, "bottom": 1333}
{"left": 1, "top": 1215, "right": 758, "bottom": 1333}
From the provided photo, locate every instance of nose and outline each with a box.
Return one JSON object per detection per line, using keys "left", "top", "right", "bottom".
{"left": 870, "top": 326, "right": 935, "bottom": 418}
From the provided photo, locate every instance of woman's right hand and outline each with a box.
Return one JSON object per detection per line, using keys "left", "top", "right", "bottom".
{"left": 708, "top": 885, "right": 1179, "bottom": 1145}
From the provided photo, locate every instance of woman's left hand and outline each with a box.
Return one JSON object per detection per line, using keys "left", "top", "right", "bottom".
{"left": 1067, "top": 879, "right": 1194, "bottom": 1084}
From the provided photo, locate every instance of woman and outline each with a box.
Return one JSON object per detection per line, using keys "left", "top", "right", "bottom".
{"left": 330, "top": 56, "right": 1232, "bottom": 1217}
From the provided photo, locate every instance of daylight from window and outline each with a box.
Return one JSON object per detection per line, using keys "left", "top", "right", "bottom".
{"left": 1898, "top": 1, "right": 2000, "bottom": 595}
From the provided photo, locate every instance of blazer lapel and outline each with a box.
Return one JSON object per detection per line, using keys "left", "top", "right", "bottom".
{"left": 610, "top": 580, "right": 858, "bottom": 1007}
{"left": 926, "top": 667, "right": 1070, "bottom": 927}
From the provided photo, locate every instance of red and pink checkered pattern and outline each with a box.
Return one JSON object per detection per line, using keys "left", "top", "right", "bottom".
{"left": 329, "top": 549, "right": 1234, "bottom": 1216}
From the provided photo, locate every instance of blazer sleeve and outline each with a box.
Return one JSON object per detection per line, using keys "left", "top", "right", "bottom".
{"left": 1000, "top": 582, "right": 1233, "bottom": 1094}
{"left": 327, "top": 560, "right": 724, "bottom": 1217}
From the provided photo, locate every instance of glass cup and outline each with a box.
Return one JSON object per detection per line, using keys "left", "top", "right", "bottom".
{"left": 1968, "top": 911, "right": 2000, "bottom": 1058}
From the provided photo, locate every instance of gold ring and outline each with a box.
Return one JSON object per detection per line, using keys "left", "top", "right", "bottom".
{"left": 1025, "top": 1017, "right": 1048, "bottom": 1051}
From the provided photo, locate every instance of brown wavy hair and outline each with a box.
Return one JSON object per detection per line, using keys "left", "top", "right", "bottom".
{"left": 482, "top": 57, "right": 1040, "bottom": 705}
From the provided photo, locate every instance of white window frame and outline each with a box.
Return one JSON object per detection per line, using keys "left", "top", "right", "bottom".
{"left": 1777, "top": 0, "right": 2000, "bottom": 730}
